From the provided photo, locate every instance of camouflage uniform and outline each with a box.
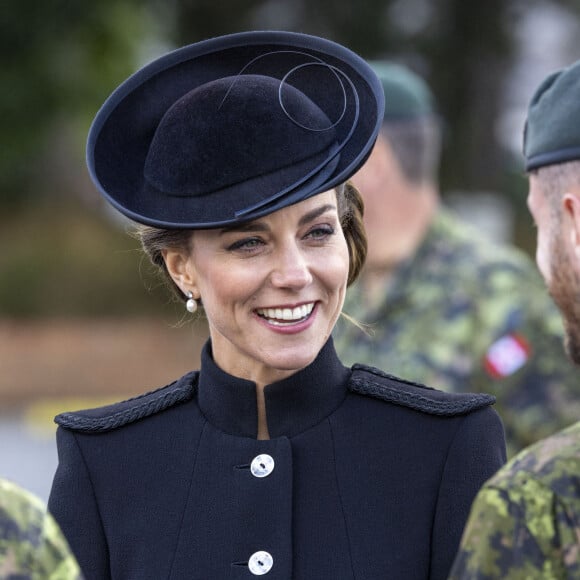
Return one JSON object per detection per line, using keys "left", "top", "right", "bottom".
{"left": 0, "top": 478, "right": 81, "bottom": 579}
{"left": 449, "top": 420, "right": 580, "bottom": 579}
{"left": 334, "top": 208, "right": 580, "bottom": 456}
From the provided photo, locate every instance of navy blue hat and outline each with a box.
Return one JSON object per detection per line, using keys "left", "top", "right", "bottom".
{"left": 524, "top": 59, "right": 580, "bottom": 171}
{"left": 87, "top": 30, "right": 385, "bottom": 228}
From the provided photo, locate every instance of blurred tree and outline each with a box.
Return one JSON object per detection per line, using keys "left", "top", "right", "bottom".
{"left": 301, "top": 0, "right": 579, "bottom": 195}
{"left": 421, "top": 0, "right": 515, "bottom": 193}
{"left": 0, "top": 0, "right": 155, "bottom": 206}
{"left": 173, "top": 0, "right": 266, "bottom": 44}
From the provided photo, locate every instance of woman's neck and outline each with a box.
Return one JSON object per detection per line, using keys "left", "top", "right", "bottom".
{"left": 255, "top": 384, "right": 271, "bottom": 440}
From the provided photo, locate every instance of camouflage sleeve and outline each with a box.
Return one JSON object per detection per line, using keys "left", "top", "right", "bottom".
{"left": 471, "top": 267, "right": 580, "bottom": 458}
{"left": 0, "top": 478, "right": 82, "bottom": 579}
{"left": 448, "top": 471, "right": 580, "bottom": 579}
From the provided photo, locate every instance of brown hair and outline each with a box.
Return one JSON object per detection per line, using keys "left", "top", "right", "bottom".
{"left": 338, "top": 181, "right": 367, "bottom": 285}
{"left": 136, "top": 182, "right": 367, "bottom": 305}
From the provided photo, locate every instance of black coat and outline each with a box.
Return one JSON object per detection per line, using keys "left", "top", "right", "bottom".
{"left": 49, "top": 340, "right": 506, "bottom": 579}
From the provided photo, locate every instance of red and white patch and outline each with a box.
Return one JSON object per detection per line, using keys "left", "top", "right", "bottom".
{"left": 484, "top": 334, "right": 531, "bottom": 379}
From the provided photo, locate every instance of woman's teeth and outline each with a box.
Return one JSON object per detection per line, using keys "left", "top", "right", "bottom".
{"left": 256, "top": 303, "right": 314, "bottom": 324}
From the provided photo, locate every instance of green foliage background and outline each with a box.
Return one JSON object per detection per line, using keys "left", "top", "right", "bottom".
{"left": 1, "top": 0, "right": 171, "bottom": 317}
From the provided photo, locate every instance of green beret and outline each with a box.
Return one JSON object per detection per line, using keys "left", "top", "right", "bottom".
{"left": 369, "top": 61, "right": 434, "bottom": 120}
{"left": 524, "top": 60, "right": 580, "bottom": 171}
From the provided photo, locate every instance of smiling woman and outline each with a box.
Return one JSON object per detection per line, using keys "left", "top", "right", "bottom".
{"left": 167, "top": 193, "right": 347, "bottom": 377}
{"left": 48, "top": 31, "right": 506, "bottom": 580}
{"left": 155, "top": 191, "right": 351, "bottom": 385}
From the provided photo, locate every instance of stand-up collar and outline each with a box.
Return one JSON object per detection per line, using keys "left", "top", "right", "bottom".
{"left": 197, "top": 338, "right": 350, "bottom": 439}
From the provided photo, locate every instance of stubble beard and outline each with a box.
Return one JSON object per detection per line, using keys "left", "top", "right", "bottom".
{"left": 548, "top": 236, "right": 580, "bottom": 365}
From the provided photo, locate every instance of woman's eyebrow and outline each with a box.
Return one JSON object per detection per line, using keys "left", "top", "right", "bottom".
{"left": 219, "top": 203, "right": 336, "bottom": 235}
{"left": 298, "top": 204, "right": 336, "bottom": 226}
{"left": 219, "top": 221, "right": 269, "bottom": 235}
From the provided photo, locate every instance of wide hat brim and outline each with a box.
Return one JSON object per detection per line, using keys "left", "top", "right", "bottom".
{"left": 87, "top": 30, "right": 385, "bottom": 228}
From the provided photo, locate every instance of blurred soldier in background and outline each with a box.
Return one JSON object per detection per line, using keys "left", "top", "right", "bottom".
{"left": 333, "top": 62, "right": 580, "bottom": 456}
{"left": 0, "top": 477, "right": 81, "bottom": 579}
{"left": 450, "top": 59, "right": 580, "bottom": 579}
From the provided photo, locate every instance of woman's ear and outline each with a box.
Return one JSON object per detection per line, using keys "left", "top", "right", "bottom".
{"left": 162, "top": 248, "right": 199, "bottom": 297}
{"left": 562, "top": 190, "right": 580, "bottom": 260}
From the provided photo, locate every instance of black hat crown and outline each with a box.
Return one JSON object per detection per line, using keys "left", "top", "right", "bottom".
{"left": 87, "top": 31, "right": 385, "bottom": 228}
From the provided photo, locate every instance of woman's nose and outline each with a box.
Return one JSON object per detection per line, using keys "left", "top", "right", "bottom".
{"left": 270, "top": 245, "right": 313, "bottom": 289}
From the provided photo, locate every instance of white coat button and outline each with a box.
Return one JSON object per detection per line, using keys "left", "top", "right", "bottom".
{"left": 248, "top": 551, "right": 273, "bottom": 575}
{"left": 250, "top": 454, "right": 275, "bottom": 478}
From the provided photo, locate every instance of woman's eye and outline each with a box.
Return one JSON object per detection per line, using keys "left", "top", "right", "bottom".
{"left": 306, "top": 225, "right": 335, "bottom": 240}
{"left": 228, "top": 237, "right": 264, "bottom": 252}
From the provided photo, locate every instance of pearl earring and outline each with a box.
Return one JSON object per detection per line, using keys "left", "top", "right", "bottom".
{"left": 185, "top": 291, "right": 197, "bottom": 314}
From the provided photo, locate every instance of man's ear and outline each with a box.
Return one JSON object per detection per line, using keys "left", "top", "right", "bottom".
{"left": 162, "top": 248, "right": 199, "bottom": 297}
{"left": 562, "top": 190, "right": 580, "bottom": 259}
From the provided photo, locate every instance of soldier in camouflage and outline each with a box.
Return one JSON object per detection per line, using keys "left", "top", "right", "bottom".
{"left": 333, "top": 62, "right": 579, "bottom": 457}
{"left": 0, "top": 478, "right": 81, "bottom": 579}
{"left": 450, "top": 59, "right": 580, "bottom": 577}
{"left": 449, "top": 422, "right": 580, "bottom": 579}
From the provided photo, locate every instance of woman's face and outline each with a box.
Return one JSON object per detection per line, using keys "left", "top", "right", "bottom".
{"left": 168, "top": 190, "right": 349, "bottom": 386}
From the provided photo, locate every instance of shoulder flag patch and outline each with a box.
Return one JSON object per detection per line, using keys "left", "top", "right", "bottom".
{"left": 484, "top": 333, "right": 531, "bottom": 379}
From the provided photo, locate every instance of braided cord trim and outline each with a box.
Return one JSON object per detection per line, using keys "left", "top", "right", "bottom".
{"left": 55, "top": 374, "right": 198, "bottom": 432}
{"left": 349, "top": 374, "right": 494, "bottom": 416}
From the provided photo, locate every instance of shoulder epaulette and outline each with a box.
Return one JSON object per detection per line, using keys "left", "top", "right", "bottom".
{"left": 348, "top": 364, "right": 495, "bottom": 416}
{"left": 54, "top": 371, "right": 199, "bottom": 433}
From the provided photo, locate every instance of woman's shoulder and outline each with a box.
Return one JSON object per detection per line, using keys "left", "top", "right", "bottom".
{"left": 54, "top": 371, "right": 199, "bottom": 433}
{"left": 348, "top": 363, "right": 495, "bottom": 417}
